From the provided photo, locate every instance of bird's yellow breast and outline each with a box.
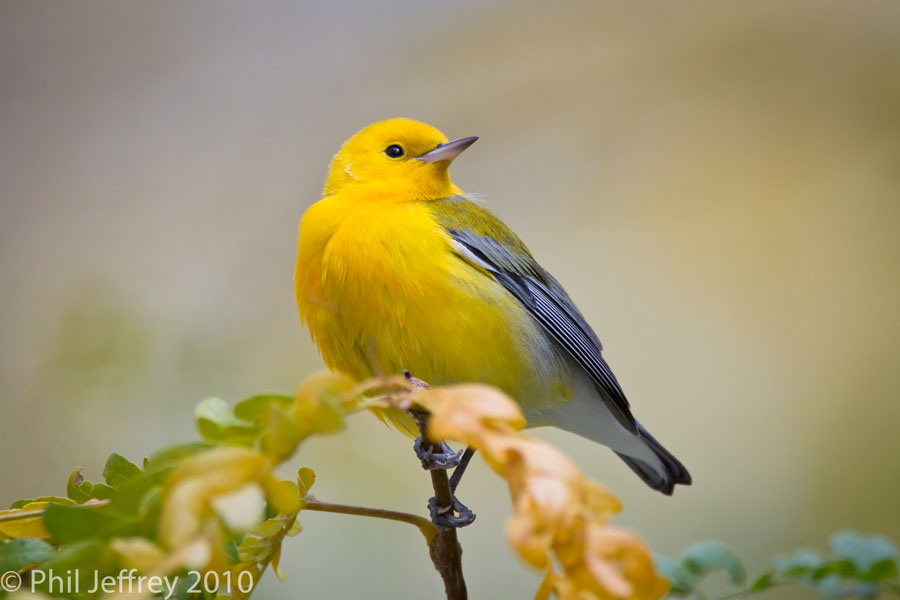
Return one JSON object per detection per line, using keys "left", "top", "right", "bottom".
{"left": 295, "top": 191, "right": 565, "bottom": 415}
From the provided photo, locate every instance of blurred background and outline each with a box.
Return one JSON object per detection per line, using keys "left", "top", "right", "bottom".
{"left": 2, "top": 1, "right": 899, "bottom": 597}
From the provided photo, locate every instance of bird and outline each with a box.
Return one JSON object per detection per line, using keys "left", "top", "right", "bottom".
{"left": 295, "top": 118, "right": 691, "bottom": 495}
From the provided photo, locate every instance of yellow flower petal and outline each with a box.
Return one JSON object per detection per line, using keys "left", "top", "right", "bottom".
{"left": 160, "top": 447, "right": 269, "bottom": 547}
{"left": 109, "top": 537, "right": 166, "bottom": 571}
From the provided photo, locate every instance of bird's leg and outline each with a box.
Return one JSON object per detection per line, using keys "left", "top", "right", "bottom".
{"left": 413, "top": 436, "right": 463, "bottom": 470}
{"left": 405, "top": 371, "right": 463, "bottom": 470}
{"left": 449, "top": 447, "right": 476, "bottom": 494}
{"left": 412, "top": 437, "right": 475, "bottom": 528}
{"left": 411, "top": 433, "right": 475, "bottom": 529}
{"left": 405, "top": 372, "right": 476, "bottom": 529}
{"left": 428, "top": 496, "right": 476, "bottom": 529}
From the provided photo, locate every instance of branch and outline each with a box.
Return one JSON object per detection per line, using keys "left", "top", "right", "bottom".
{"left": 410, "top": 408, "right": 468, "bottom": 600}
{"left": 303, "top": 497, "right": 439, "bottom": 542}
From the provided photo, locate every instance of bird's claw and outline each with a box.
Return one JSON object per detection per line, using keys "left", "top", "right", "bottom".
{"left": 428, "top": 496, "right": 476, "bottom": 530}
{"left": 414, "top": 436, "right": 462, "bottom": 470}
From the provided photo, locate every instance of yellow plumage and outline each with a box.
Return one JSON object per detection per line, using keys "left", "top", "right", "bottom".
{"left": 294, "top": 118, "right": 691, "bottom": 494}
{"left": 295, "top": 119, "right": 565, "bottom": 433}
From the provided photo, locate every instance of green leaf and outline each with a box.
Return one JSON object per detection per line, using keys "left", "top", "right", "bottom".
{"left": 102, "top": 453, "right": 143, "bottom": 488}
{"left": 259, "top": 406, "right": 304, "bottom": 461}
{"left": 9, "top": 496, "right": 75, "bottom": 509}
{"left": 138, "top": 486, "right": 163, "bottom": 521}
{"left": 810, "top": 559, "right": 856, "bottom": 581}
{"left": 864, "top": 558, "right": 898, "bottom": 582}
{"left": 92, "top": 483, "right": 116, "bottom": 498}
{"left": 265, "top": 479, "right": 301, "bottom": 515}
{"left": 829, "top": 530, "right": 899, "bottom": 576}
{"left": 66, "top": 468, "right": 116, "bottom": 503}
{"left": 106, "top": 471, "right": 167, "bottom": 519}
{"left": 297, "top": 467, "right": 315, "bottom": 497}
{"left": 747, "top": 571, "right": 776, "bottom": 594}
{"left": 286, "top": 518, "right": 302, "bottom": 537}
{"left": 681, "top": 541, "right": 746, "bottom": 585}
{"left": 654, "top": 553, "right": 696, "bottom": 595}
{"left": 196, "top": 397, "right": 260, "bottom": 444}
{"left": 234, "top": 394, "right": 294, "bottom": 423}
{"left": 0, "top": 538, "right": 55, "bottom": 572}
{"left": 253, "top": 518, "right": 286, "bottom": 538}
{"left": 43, "top": 504, "right": 129, "bottom": 544}
{"left": 120, "top": 484, "right": 163, "bottom": 540}
{"left": 298, "top": 395, "right": 344, "bottom": 436}
{"left": 32, "top": 540, "right": 114, "bottom": 597}
{"left": 171, "top": 572, "right": 201, "bottom": 600}
{"left": 143, "top": 441, "right": 214, "bottom": 472}
{"left": 774, "top": 548, "right": 825, "bottom": 576}
{"left": 236, "top": 534, "right": 278, "bottom": 563}
{"left": 66, "top": 467, "right": 92, "bottom": 502}
{"left": 224, "top": 541, "right": 240, "bottom": 564}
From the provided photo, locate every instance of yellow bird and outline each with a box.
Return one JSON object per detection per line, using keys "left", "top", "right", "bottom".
{"left": 295, "top": 118, "right": 690, "bottom": 495}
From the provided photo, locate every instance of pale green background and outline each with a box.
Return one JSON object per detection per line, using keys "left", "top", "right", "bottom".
{"left": 2, "top": 1, "right": 899, "bottom": 598}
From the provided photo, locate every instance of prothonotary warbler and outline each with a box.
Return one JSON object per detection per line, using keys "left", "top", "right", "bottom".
{"left": 295, "top": 118, "right": 691, "bottom": 495}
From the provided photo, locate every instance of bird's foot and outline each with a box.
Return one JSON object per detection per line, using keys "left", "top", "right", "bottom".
{"left": 428, "top": 496, "right": 476, "bottom": 530}
{"left": 414, "top": 436, "right": 462, "bottom": 470}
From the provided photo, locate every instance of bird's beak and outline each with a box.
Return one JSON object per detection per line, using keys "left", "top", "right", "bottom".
{"left": 418, "top": 136, "right": 478, "bottom": 164}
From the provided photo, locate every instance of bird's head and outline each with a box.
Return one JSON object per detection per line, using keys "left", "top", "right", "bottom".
{"left": 322, "top": 118, "right": 477, "bottom": 200}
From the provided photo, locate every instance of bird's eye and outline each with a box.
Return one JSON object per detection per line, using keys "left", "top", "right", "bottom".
{"left": 384, "top": 144, "right": 405, "bottom": 159}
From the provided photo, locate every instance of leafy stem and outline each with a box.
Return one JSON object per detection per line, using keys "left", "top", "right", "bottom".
{"left": 0, "top": 499, "right": 109, "bottom": 523}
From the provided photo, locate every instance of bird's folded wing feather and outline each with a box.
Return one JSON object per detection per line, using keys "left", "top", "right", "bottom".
{"left": 431, "top": 196, "right": 638, "bottom": 434}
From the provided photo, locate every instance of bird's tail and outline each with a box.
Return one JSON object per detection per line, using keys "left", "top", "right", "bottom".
{"left": 614, "top": 424, "right": 691, "bottom": 495}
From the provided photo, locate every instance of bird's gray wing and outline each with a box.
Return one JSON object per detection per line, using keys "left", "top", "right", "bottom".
{"left": 433, "top": 198, "right": 638, "bottom": 435}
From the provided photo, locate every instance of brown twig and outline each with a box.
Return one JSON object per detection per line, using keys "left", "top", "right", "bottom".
{"left": 410, "top": 407, "right": 468, "bottom": 600}
{"left": 303, "top": 497, "right": 439, "bottom": 542}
